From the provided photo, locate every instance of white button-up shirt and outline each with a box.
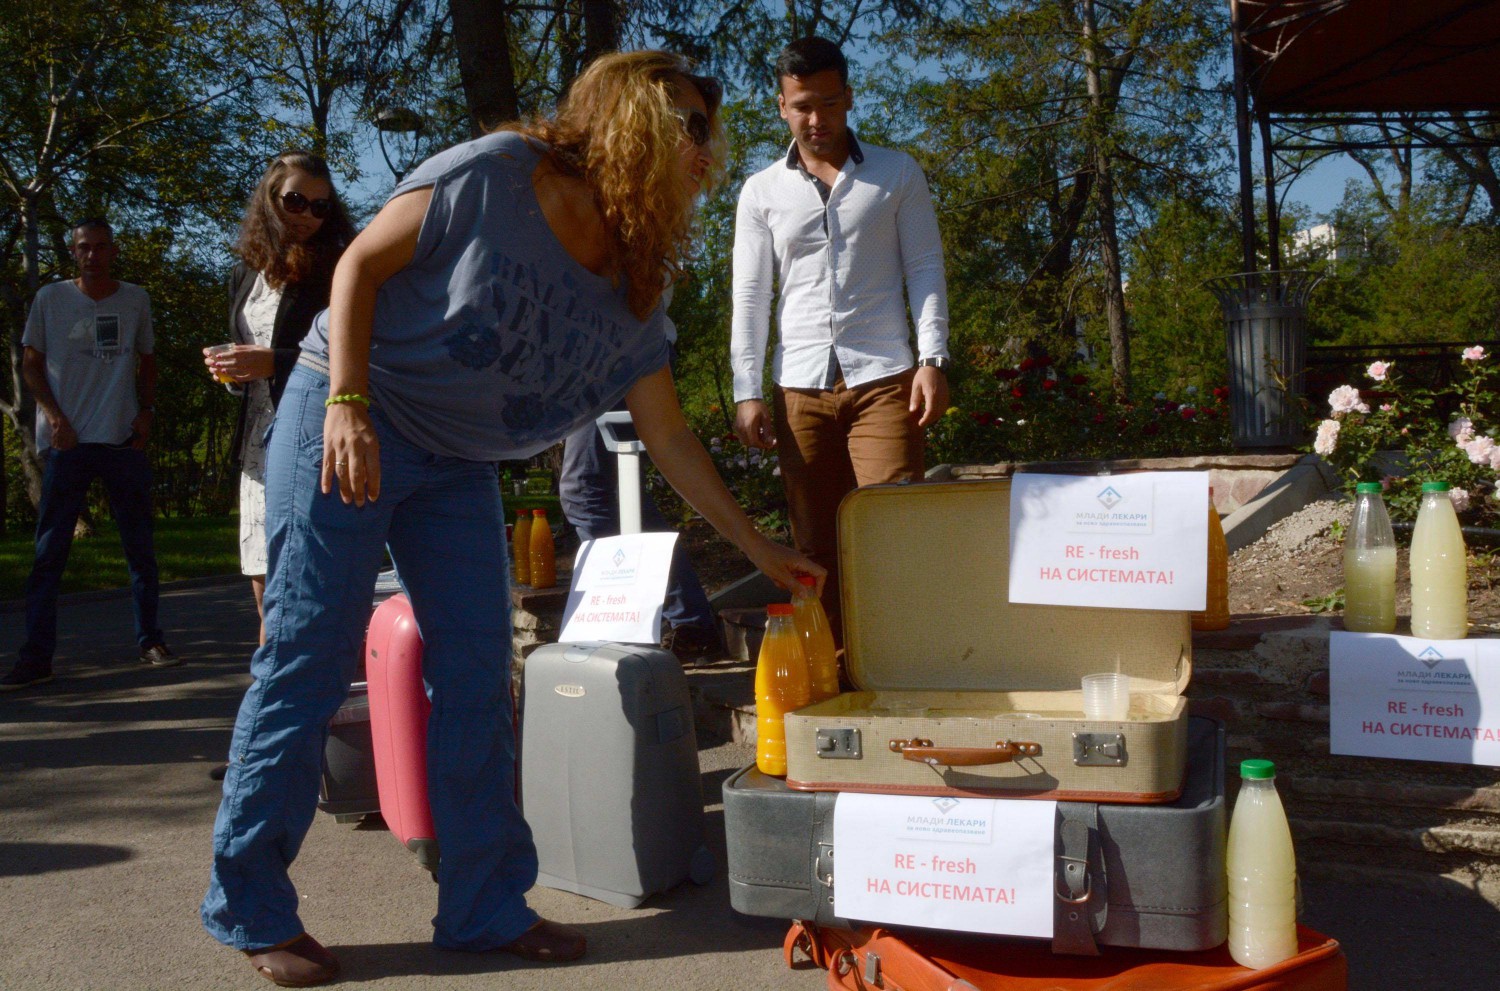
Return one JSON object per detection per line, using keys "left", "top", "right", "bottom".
{"left": 730, "top": 138, "right": 949, "bottom": 402}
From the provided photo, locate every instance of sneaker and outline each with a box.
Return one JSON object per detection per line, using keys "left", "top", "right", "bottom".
{"left": 661, "top": 624, "right": 723, "bottom": 664}
{"left": 139, "top": 643, "right": 182, "bottom": 667}
{"left": 0, "top": 660, "right": 53, "bottom": 692}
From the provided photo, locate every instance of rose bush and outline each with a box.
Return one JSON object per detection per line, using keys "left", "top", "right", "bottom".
{"left": 928, "top": 353, "right": 1235, "bottom": 465}
{"left": 1307, "top": 346, "right": 1499, "bottom": 524}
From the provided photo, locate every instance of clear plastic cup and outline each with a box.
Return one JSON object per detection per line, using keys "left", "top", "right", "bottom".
{"left": 1081, "top": 672, "right": 1131, "bottom": 720}
{"left": 207, "top": 343, "right": 236, "bottom": 384}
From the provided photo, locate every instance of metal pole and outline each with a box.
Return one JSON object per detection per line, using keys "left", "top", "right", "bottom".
{"left": 1230, "top": 0, "right": 1259, "bottom": 284}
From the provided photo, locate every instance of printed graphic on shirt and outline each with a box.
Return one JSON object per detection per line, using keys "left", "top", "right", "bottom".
{"left": 93, "top": 314, "right": 122, "bottom": 359}
{"left": 440, "top": 248, "right": 652, "bottom": 441}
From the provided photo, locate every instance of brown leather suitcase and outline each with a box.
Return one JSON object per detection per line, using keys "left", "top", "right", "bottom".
{"left": 784, "top": 478, "right": 1192, "bottom": 802}
{"left": 786, "top": 921, "right": 1348, "bottom": 991}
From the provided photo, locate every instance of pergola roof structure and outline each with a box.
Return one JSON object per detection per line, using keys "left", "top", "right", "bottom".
{"left": 1231, "top": 0, "right": 1500, "bottom": 271}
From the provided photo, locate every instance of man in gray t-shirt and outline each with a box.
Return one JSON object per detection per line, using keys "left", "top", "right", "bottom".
{"left": 0, "top": 219, "right": 179, "bottom": 693}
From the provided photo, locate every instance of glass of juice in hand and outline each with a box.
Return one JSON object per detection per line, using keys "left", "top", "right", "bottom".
{"left": 207, "top": 343, "right": 235, "bottom": 384}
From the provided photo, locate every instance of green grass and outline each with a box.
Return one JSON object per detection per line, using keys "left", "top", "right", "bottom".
{"left": 0, "top": 496, "right": 564, "bottom": 601}
{"left": 0, "top": 515, "right": 241, "bottom": 601}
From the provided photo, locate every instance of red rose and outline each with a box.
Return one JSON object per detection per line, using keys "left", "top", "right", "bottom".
{"left": 1042, "top": 380, "right": 1057, "bottom": 391}
{"left": 1071, "top": 374, "right": 1088, "bottom": 386}
{"left": 1011, "top": 386, "right": 1025, "bottom": 399}
{"left": 1181, "top": 407, "right": 1196, "bottom": 419}
{"left": 1212, "top": 386, "right": 1230, "bottom": 400}
{"left": 1018, "top": 357, "right": 1037, "bottom": 372}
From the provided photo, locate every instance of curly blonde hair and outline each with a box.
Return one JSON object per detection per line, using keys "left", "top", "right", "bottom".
{"left": 512, "top": 51, "right": 724, "bottom": 319}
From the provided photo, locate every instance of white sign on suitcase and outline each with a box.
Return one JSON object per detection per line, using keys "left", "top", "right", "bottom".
{"left": 559, "top": 532, "right": 679, "bottom": 645}
{"left": 1008, "top": 471, "right": 1209, "bottom": 611}
{"left": 832, "top": 794, "right": 1056, "bottom": 937}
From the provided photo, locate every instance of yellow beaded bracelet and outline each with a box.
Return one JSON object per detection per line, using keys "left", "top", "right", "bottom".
{"left": 324, "top": 393, "right": 371, "bottom": 408}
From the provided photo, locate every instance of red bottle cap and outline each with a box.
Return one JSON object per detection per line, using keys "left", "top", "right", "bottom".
{"left": 532, "top": 508, "right": 546, "bottom": 517}
{"left": 796, "top": 574, "right": 816, "bottom": 587}
{"left": 766, "top": 603, "right": 794, "bottom": 616}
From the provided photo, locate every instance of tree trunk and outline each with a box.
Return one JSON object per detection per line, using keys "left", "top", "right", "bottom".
{"left": 450, "top": 0, "right": 519, "bottom": 136}
{"left": 1081, "top": 0, "right": 1129, "bottom": 398}
{"left": 581, "top": 0, "right": 621, "bottom": 62}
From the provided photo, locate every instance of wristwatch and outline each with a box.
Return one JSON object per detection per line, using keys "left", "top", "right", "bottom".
{"left": 917, "top": 356, "right": 950, "bottom": 372}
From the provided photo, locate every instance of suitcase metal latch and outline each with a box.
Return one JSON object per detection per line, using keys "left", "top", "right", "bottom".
{"left": 1073, "top": 732, "right": 1128, "bottom": 766}
{"left": 816, "top": 727, "right": 863, "bottom": 759}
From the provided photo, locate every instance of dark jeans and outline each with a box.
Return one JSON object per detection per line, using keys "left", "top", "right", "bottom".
{"left": 558, "top": 405, "right": 716, "bottom": 631}
{"left": 20, "top": 443, "right": 163, "bottom": 664}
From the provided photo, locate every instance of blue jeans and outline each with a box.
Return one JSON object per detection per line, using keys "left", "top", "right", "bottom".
{"left": 20, "top": 443, "right": 162, "bottom": 664}
{"left": 558, "top": 405, "right": 715, "bottom": 631}
{"left": 202, "top": 365, "right": 538, "bottom": 951}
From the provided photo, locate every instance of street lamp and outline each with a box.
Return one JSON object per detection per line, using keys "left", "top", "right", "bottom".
{"left": 373, "top": 106, "right": 426, "bottom": 183}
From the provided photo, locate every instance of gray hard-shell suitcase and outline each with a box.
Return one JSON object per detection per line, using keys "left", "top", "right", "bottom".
{"left": 724, "top": 716, "right": 1227, "bottom": 955}
{"left": 520, "top": 641, "right": 715, "bottom": 908}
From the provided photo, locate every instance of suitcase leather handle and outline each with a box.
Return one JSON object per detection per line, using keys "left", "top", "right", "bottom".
{"left": 888, "top": 738, "right": 1042, "bottom": 766}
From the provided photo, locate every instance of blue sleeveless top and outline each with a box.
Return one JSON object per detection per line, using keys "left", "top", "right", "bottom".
{"left": 301, "top": 131, "right": 670, "bottom": 461}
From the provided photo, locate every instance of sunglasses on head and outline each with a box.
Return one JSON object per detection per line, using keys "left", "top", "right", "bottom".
{"left": 676, "top": 108, "right": 712, "bottom": 148}
{"left": 280, "top": 190, "right": 332, "bottom": 219}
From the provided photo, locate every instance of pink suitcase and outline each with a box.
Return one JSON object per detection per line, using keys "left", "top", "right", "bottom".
{"left": 365, "top": 594, "right": 439, "bottom": 873}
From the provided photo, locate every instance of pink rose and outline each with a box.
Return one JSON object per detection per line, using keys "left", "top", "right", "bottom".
{"left": 1366, "top": 361, "right": 1392, "bottom": 381}
{"left": 1490, "top": 448, "right": 1500, "bottom": 473}
{"left": 1462, "top": 345, "right": 1487, "bottom": 361}
{"left": 1464, "top": 435, "right": 1496, "bottom": 465}
{"left": 1379, "top": 403, "right": 1393, "bottom": 412}
{"left": 1449, "top": 487, "right": 1472, "bottom": 512}
{"left": 1450, "top": 417, "right": 1475, "bottom": 445}
{"left": 1327, "top": 385, "right": 1369, "bottom": 415}
{"left": 1313, "top": 418, "right": 1340, "bottom": 455}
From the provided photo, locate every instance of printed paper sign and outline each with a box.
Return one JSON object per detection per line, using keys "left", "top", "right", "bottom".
{"left": 1330, "top": 632, "right": 1500, "bottom": 766}
{"left": 1008, "top": 472, "right": 1209, "bottom": 610}
{"left": 558, "top": 533, "right": 678, "bottom": 645}
{"left": 833, "top": 793, "right": 1056, "bottom": 937}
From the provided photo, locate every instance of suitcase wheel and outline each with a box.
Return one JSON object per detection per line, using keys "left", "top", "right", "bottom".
{"left": 689, "top": 846, "right": 715, "bottom": 886}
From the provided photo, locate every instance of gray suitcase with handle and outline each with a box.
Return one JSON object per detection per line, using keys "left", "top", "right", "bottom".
{"left": 520, "top": 641, "right": 714, "bottom": 908}
{"left": 724, "top": 715, "right": 1227, "bottom": 955}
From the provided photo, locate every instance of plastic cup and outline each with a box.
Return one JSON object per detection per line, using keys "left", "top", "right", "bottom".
{"left": 207, "top": 342, "right": 235, "bottom": 384}
{"left": 1081, "top": 672, "right": 1131, "bottom": 721}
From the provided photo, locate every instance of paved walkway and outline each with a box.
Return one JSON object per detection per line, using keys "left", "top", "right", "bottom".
{"left": 1, "top": 578, "right": 1497, "bottom": 990}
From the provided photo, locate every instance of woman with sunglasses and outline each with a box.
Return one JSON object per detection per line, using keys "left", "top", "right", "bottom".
{"left": 207, "top": 151, "right": 355, "bottom": 641}
{"left": 202, "top": 52, "right": 822, "bottom": 988}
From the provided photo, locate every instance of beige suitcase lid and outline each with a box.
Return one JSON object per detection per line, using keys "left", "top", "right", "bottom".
{"left": 838, "top": 477, "right": 1191, "bottom": 695}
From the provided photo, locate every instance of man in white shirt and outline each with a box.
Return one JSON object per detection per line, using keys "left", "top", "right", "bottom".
{"left": 0, "top": 219, "right": 178, "bottom": 693}
{"left": 730, "top": 36, "right": 950, "bottom": 645}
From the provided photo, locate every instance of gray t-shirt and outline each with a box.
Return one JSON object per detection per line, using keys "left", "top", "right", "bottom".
{"left": 301, "top": 131, "right": 670, "bottom": 462}
{"left": 22, "top": 280, "right": 154, "bottom": 450}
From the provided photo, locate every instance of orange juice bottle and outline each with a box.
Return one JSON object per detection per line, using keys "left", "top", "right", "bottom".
{"left": 755, "top": 603, "right": 811, "bottom": 777}
{"left": 529, "top": 508, "right": 556, "bottom": 589}
{"left": 512, "top": 510, "right": 532, "bottom": 586}
{"left": 1193, "top": 488, "right": 1230, "bottom": 631}
{"left": 792, "top": 575, "right": 839, "bottom": 703}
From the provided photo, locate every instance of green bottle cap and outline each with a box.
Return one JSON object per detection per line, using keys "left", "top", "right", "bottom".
{"left": 1240, "top": 759, "right": 1276, "bottom": 780}
{"left": 1421, "top": 481, "right": 1450, "bottom": 493}
{"left": 1355, "top": 482, "right": 1382, "bottom": 494}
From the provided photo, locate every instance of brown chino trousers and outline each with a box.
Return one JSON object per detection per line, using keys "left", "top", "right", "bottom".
{"left": 773, "top": 368, "right": 924, "bottom": 652}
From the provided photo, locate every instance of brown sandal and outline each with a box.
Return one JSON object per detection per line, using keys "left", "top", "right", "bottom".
{"left": 244, "top": 933, "right": 341, "bottom": 987}
{"left": 501, "top": 919, "right": 587, "bottom": 963}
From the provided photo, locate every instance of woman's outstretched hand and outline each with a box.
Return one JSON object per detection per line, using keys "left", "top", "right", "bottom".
{"left": 744, "top": 534, "right": 825, "bottom": 596}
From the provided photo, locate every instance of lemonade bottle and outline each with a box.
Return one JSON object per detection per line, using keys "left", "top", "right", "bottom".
{"left": 1410, "top": 481, "right": 1467, "bottom": 640}
{"left": 512, "top": 510, "right": 532, "bottom": 585}
{"left": 792, "top": 575, "right": 840, "bottom": 703}
{"left": 1343, "top": 482, "right": 1397, "bottom": 633}
{"left": 754, "top": 603, "right": 811, "bottom": 777}
{"left": 529, "top": 508, "right": 556, "bottom": 589}
{"left": 1192, "top": 488, "right": 1230, "bottom": 631}
{"left": 1226, "top": 759, "right": 1299, "bottom": 970}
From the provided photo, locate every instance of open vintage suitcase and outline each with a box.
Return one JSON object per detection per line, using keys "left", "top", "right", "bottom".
{"left": 785, "top": 477, "right": 1192, "bottom": 802}
{"left": 726, "top": 716, "right": 1227, "bottom": 954}
{"left": 786, "top": 921, "right": 1347, "bottom": 991}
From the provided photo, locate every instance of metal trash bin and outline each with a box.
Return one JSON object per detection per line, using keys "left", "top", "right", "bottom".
{"left": 1206, "top": 271, "right": 1322, "bottom": 448}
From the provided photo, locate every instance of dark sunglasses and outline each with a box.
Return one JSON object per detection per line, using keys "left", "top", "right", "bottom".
{"left": 280, "top": 190, "right": 332, "bottom": 219}
{"left": 676, "top": 108, "right": 712, "bottom": 148}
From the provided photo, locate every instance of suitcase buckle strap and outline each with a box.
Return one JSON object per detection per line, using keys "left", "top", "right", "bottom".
{"left": 887, "top": 738, "right": 1043, "bottom": 766}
